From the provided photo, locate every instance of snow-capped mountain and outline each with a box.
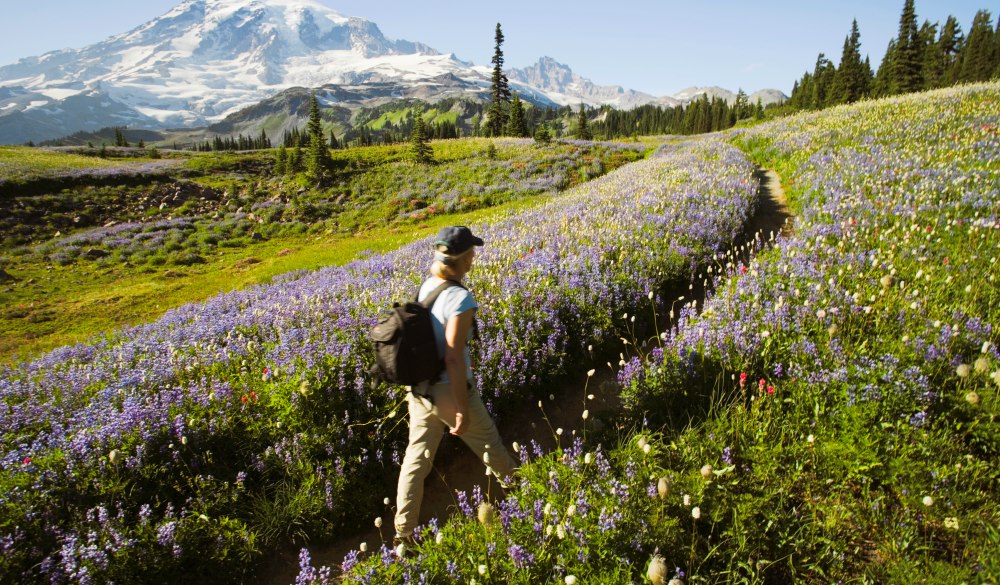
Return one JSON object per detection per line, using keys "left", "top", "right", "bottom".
{"left": 0, "top": 0, "right": 786, "bottom": 144}
{"left": 507, "top": 57, "right": 682, "bottom": 109}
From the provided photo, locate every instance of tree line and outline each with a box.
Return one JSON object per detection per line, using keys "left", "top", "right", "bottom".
{"left": 786, "top": 0, "right": 999, "bottom": 111}
{"left": 32, "top": 1, "right": 998, "bottom": 151}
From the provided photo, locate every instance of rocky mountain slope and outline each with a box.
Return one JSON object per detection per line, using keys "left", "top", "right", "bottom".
{"left": 0, "top": 0, "right": 786, "bottom": 143}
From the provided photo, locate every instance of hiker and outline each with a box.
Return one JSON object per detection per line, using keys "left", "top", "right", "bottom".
{"left": 393, "top": 226, "right": 517, "bottom": 546}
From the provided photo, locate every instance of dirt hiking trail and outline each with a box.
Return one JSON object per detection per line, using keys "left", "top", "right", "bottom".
{"left": 258, "top": 166, "right": 794, "bottom": 584}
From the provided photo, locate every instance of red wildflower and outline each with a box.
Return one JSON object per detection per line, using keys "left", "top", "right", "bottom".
{"left": 739, "top": 372, "right": 747, "bottom": 388}
{"left": 23, "top": 457, "right": 31, "bottom": 465}
{"left": 250, "top": 391, "right": 258, "bottom": 401}
{"left": 740, "top": 265, "right": 748, "bottom": 274}
{"left": 241, "top": 394, "right": 248, "bottom": 403}
{"left": 767, "top": 385, "right": 775, "bottom": 395}
{"left": 758, "top": 378, "right": 766, "bottom": 392}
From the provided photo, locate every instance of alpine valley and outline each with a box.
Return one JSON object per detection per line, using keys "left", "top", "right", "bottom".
{"left": 0, "top": 0, "right": 786, "bottom": 145}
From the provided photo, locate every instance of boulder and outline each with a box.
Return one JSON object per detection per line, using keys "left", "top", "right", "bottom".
{"left": 82, "top": 248, "right": 110, "bottom": 260}
{"left": 0, "top": 268, "right": 15, "bottom": 283}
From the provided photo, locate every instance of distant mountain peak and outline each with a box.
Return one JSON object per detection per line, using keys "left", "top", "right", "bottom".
{"left": 0, "top": 1, "right": 786, "bottom": 144}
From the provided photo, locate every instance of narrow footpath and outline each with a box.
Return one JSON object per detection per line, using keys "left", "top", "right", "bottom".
{"left": 258, "top": 166, "right": 794, "bottom": 584}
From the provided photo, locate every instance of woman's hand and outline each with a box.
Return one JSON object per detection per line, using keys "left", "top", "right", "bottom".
{"left": 450, "top": 412, "right": 467, "bottom": 436}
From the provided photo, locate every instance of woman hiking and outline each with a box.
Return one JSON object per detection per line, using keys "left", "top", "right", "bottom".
{"left": 393, "top": 226, "right": 517, "bottom": 547}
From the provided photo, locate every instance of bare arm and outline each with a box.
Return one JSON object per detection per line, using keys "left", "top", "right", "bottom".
{"left": 444, "top": 308, "right": 474, "bottom": 435}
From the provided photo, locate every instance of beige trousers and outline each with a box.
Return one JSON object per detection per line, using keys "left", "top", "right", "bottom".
{"left": 394, "top": 380, "right": 516, "bottom": 538}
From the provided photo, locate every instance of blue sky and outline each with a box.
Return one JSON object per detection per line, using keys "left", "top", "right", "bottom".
{"left": 0, "top": 1, "right": 992, "bottom": 96}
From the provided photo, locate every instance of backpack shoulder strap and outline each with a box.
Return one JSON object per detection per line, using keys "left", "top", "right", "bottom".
{"left": 419, "top": 279, "right": 465, "bottom": 309}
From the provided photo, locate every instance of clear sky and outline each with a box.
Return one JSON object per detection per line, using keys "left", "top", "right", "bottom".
{"left": 0, "top": 1, "right": 992, "bottom": 96}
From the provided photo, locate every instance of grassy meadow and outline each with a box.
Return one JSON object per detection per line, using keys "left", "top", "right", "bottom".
{"left": 1, "top": 83, "right": 998, "bottom": 585}
{"left": 0, "top": 137, "right": 643, "bottom": 362}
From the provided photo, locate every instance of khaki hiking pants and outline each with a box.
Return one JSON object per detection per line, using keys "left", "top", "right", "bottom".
{"left": 394, "top": 379, "right": 516, "bottom": 538}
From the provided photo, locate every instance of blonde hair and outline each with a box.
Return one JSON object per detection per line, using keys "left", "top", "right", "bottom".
{"left": 430, "top": 245, "right": 474, "bottom": 279}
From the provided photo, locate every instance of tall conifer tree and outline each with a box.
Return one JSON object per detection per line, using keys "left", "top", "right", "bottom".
{"left": 891, "top": 0, "right": 923, "bottom": 94}
{"left": 306, "top": 91, "right": 329, "bottom": 180}
{"left": 831, "top": 20, "right": 869, "bottom": 104}
{"left": 408, "top": 113, "right": 433, "bottom": 164}
{"left": 486, "top": 23, "right": 512, "bottom": 136}
{"left": 958, "top": 10, "right": 996, "bottom": 82}
{"left": 574, "top": 103, "right": 592, "bottom": 140}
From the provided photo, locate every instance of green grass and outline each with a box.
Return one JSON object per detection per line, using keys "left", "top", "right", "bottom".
{"left": 1, "top": 136, "right": 645, "bottom": 362}
{"left": 0, "top": 146, "right": 128, "bottom": 181}
{"left": 0, "top": 190, "right": 555, "bottom": 363}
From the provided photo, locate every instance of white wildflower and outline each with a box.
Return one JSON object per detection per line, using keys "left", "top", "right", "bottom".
{"left": 478, "top": 502, "right": 495, "bottom": 526}
{"left": 647, "top": 554, "right": 667, "bottom": 585}
{"left": 657, "top": 477, "right": 670, "bottom": 500}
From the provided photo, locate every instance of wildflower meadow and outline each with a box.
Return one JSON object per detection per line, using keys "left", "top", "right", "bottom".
{"left": 2, "top": 81, "right": 997, "bottom": 585}
{"left": 335, "top": 83, "right": 1000, "bottom": 583}
{"left": 0, "top": 136, "right": 755, "bottom": 583}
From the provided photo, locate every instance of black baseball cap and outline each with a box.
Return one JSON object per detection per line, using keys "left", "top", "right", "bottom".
{"left": 434, "top": 226, "right": 484, "bottom": 254}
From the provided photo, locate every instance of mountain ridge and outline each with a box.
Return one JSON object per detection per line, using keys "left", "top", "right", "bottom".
{"left": 0, "top": 0, "right": 786, "bottom": 144}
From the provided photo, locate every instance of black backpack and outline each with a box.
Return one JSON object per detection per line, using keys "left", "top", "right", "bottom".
{"left": 370, "top": 280, "right": 463, "bottom": 386}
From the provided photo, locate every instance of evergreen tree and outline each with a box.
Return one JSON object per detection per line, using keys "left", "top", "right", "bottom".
{"left": 995, "top": 14, "right": 1000, "bottom": 78}
{"left": 506, "top": 94, "right": 527, "bottom": 137}
{"left": 329, "top": 129, "right": 339, "bottom": 149}
{"left": 408, "top": 113, "right": 434, "bottom": 164}
{"left": 873, "top": 38, "right": 897, "bottom": 96}
{"left": 274, "top": 145, "right": 288, "bottom": 175}
{"left": 733, "top": 89, "right": 749, "bottom": 121}
{"left": 891, "top": 0, "right": 923, "bottom": 94}
{"left": 306, "top": 92, "right": 330, "bottom": 180}
{"left": 533, "top": 122, "right": 552, "bottom": 143}
{"left": 927, "top": 16, "right": 964, "bottom": 87}
{"left": 830, "top": 20, "right": 869, "bottom": 104}
{"left": 811, "top": 54, "right": 836, "bottom": 108}
{"left": 574, "top": 103, "right": 592, "bottom": 140}
{"left": 958, "top": 10, "right": 996, "bottom": 82}
{"left": 917, "top": 21, "right": 939, "bottom": 89}
{"left": 486, "top": 23, "right": 512, "bottom": 136}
